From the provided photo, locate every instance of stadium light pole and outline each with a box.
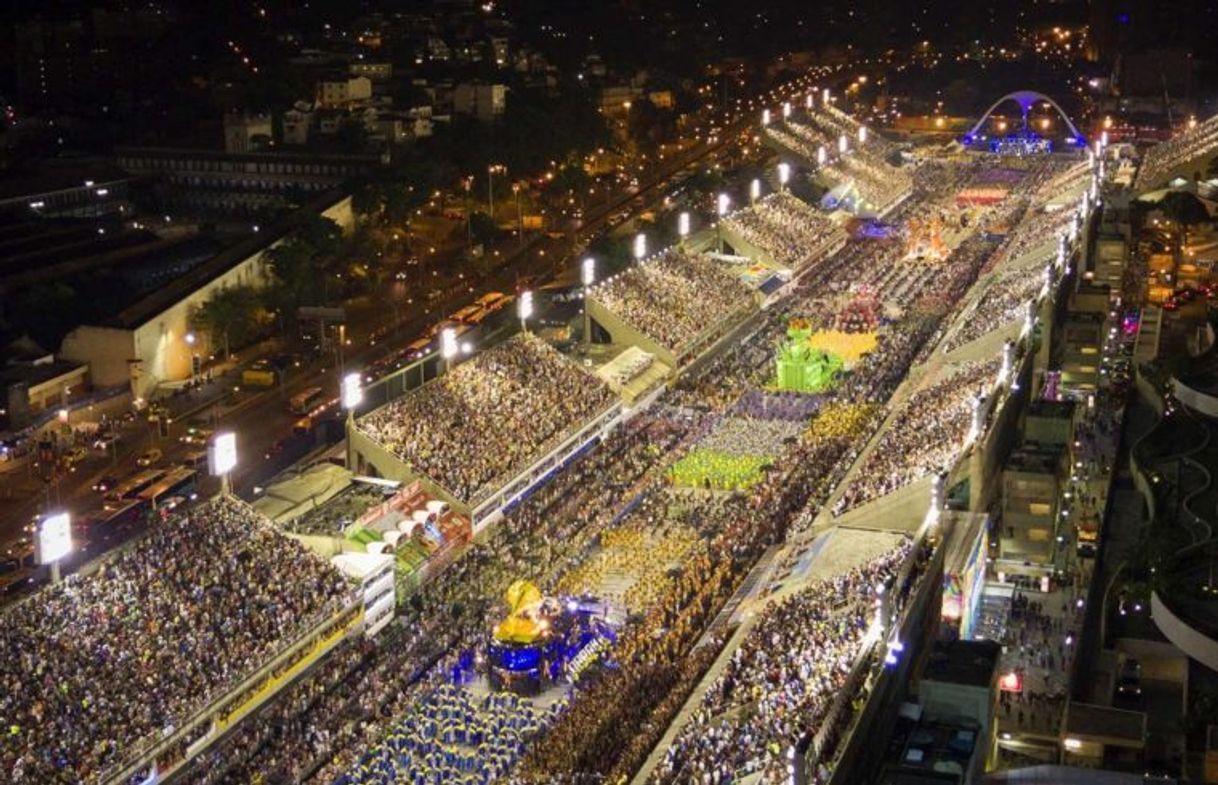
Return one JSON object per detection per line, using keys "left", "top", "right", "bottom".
{"left": 582, "top": 257, "right": 595, "bottom": 349}
{"left": 341, "top": 371, "right": 362, "bottom": 470}
{"left": 778, "top": 163, "right": 790, "bottom": 193}
{"left": 185, "top": 331, "right": 198, "bottom": 386}
{"left": 519, "top": 290, "right": 534, "bottom": 333}
{"left": 750, "top": 178, "right": 761, "bottom": 206}
{"left": 36, "top": 511, "right": 71, "bottom": 585}
{"left": 209, "top": 431, "right": 238, "bottom": 495}
{"left": 441, "top": 326, "right": 459, "bottom": 374}
{"left": 716, "top": 193, "right": 730, "bottom": 253}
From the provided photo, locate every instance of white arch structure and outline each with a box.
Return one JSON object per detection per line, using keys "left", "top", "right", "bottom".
{"left": 966, "top": 90, "right": 1085, "bottom": 143}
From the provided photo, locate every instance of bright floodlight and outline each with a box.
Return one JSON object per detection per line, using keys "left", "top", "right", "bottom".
{"left": 209, "top": 431, "right": 237, "bottom": 476}
{"left": 35, "top": 512, "right": 72, "bottom": 565}
{"left": 678, "top": 211, "right": 690, "bottom": 237}
{"left": 716, "top": 193, "right": 730, "bottom": 217}
{"left": 441, "top": 327, "right": 459, "bottom": 359}
{"left": 838, "top": 133, "right": 849, "bottom": 154}
{"left": 518, "top": 290, "right": 534, "bottom": 320}
{"left": 1100, "top": 130, "right": 1109, "bottom": 147}
{"left": 185, "top": 332, "right": 196, "bottom": 346}
{"left": 858, "top": 125, "right": 868, "bottom": 144}
{"left": 750, "top": 178, "right": 761, "bottom": 200}
{"left": 822, "top": 87, "right": 830, "bottom": 103}
{"left": 761, "top": 108, "right": 771, "bottom": 126}
{"left": 782, "top": 101, "right": 791, "bottom": 120}
{"left": 805, "top": 93, "right": 813, "bottom": 109}
{"left": 341, "top": 371, "right": 363, "bottom": 410}
{"left": 633, "top": 232, "right": 647, "bottom": 260}
{"left": 582, "top": 257, "right": 595, "bottom": 286}
{"left": 778, "top": 162, "right": 790, "bottom": 185}
{"left": 817, "top": 146, "right": 827, "bottom": 165}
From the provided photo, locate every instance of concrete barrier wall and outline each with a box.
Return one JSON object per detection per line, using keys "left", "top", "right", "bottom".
{"left": 1151, "top": 590, "right": 1218, "bottom": 674}
{"left": 585, "top": 298, "right": 679, "bottom": 369}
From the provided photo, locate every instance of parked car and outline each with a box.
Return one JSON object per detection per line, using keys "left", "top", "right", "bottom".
{"left": 180, "top": 422, "right": 214, "bottom": 445}
{"left": 136, "top": 448, "right": 162, "bottom": 467}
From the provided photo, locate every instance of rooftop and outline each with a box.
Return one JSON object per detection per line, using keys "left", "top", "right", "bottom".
{"left": 922, "top": 639, "right": 1002, "bottom": 688}
{"left": 1026, "top": 399, "right": 1076, "bottom": 420}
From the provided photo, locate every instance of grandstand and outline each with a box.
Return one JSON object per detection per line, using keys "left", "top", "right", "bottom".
{"left": 585, "top": 248, "right": 761, "bottom": 371}
{"left": 761, "top": 102, "right": 911, "bottom": 217}
{"left": 0, "top": 495, "right": 360, "bottom": 785}
{"left": 350, "top": 332, "right": 622, "bottom": 531}
{"left": 1134, "top": 113, "right": 1218, "bottom": 192}
{"left": 719, "top": 192, "right": 848, "bottom": 273}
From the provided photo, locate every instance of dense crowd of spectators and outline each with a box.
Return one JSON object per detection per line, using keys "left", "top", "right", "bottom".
{"left": 357, "top": 333, "right": 615, "bottom": 503}
{"left": 0, "top": 496, "right": 351, "bottom": 785}
{"left": 836, "top": 358, "right": 1001, "bottom": 513}
{"left": 1134, "top": 112, "right": 1218, "bottom": 190}
{"left": 945, "top": 264, "right": 1046, "bottom": 351}
{"left": 651, "top": 540, "right": 914, "bottom": 784}
{"left": 723, "top": 193, "right": 846, "bottom": 270}
{"left": 589, "top": 250, "right": 755, "bottom": 354}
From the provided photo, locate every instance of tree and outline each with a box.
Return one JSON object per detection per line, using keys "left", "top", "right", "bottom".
{"left": 190, "top": 285, "right": 263, "bottom": 358}
{"left": 1160, "top": 190, "right": 1211, "bottom": 266}
{"left": 469, "top": 211, "right": 500, "bottom": 247}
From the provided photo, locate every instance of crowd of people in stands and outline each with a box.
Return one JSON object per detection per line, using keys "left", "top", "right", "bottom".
{"left": 836, "top": 358, "right": 1001, "bottom": 514}
{"left": 0, "top": 496, "right": 351, "bottom": 785}
{"left": 723, "top": 193, "right": 845, "bottom": 270}
{"left": 946, "top": 264, "right": 1046, "bottom": 351}
{"left": 651, "top": 540, "right": 915, "bottom": 784}
{"left": 1134, "top": 112, "right": 1218, "bottom": 190}
{"left": 357, "top": 333, "right": 615, "bottom": 503}
{"left": 590, "top": 250, "right": 754, "bottom": 354}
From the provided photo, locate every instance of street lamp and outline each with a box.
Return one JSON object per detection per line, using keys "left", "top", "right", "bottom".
{"left": 487, "top": 163, "right": 506, "bottom": 219}
{"left": 518, "top": 289, "right": 534, "bottom": 332}
{"left": 777, "top": 163, "right": 790, "bottom": 192}
{"left": 512, "top": 182, "right": 523, "bottom": 249}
